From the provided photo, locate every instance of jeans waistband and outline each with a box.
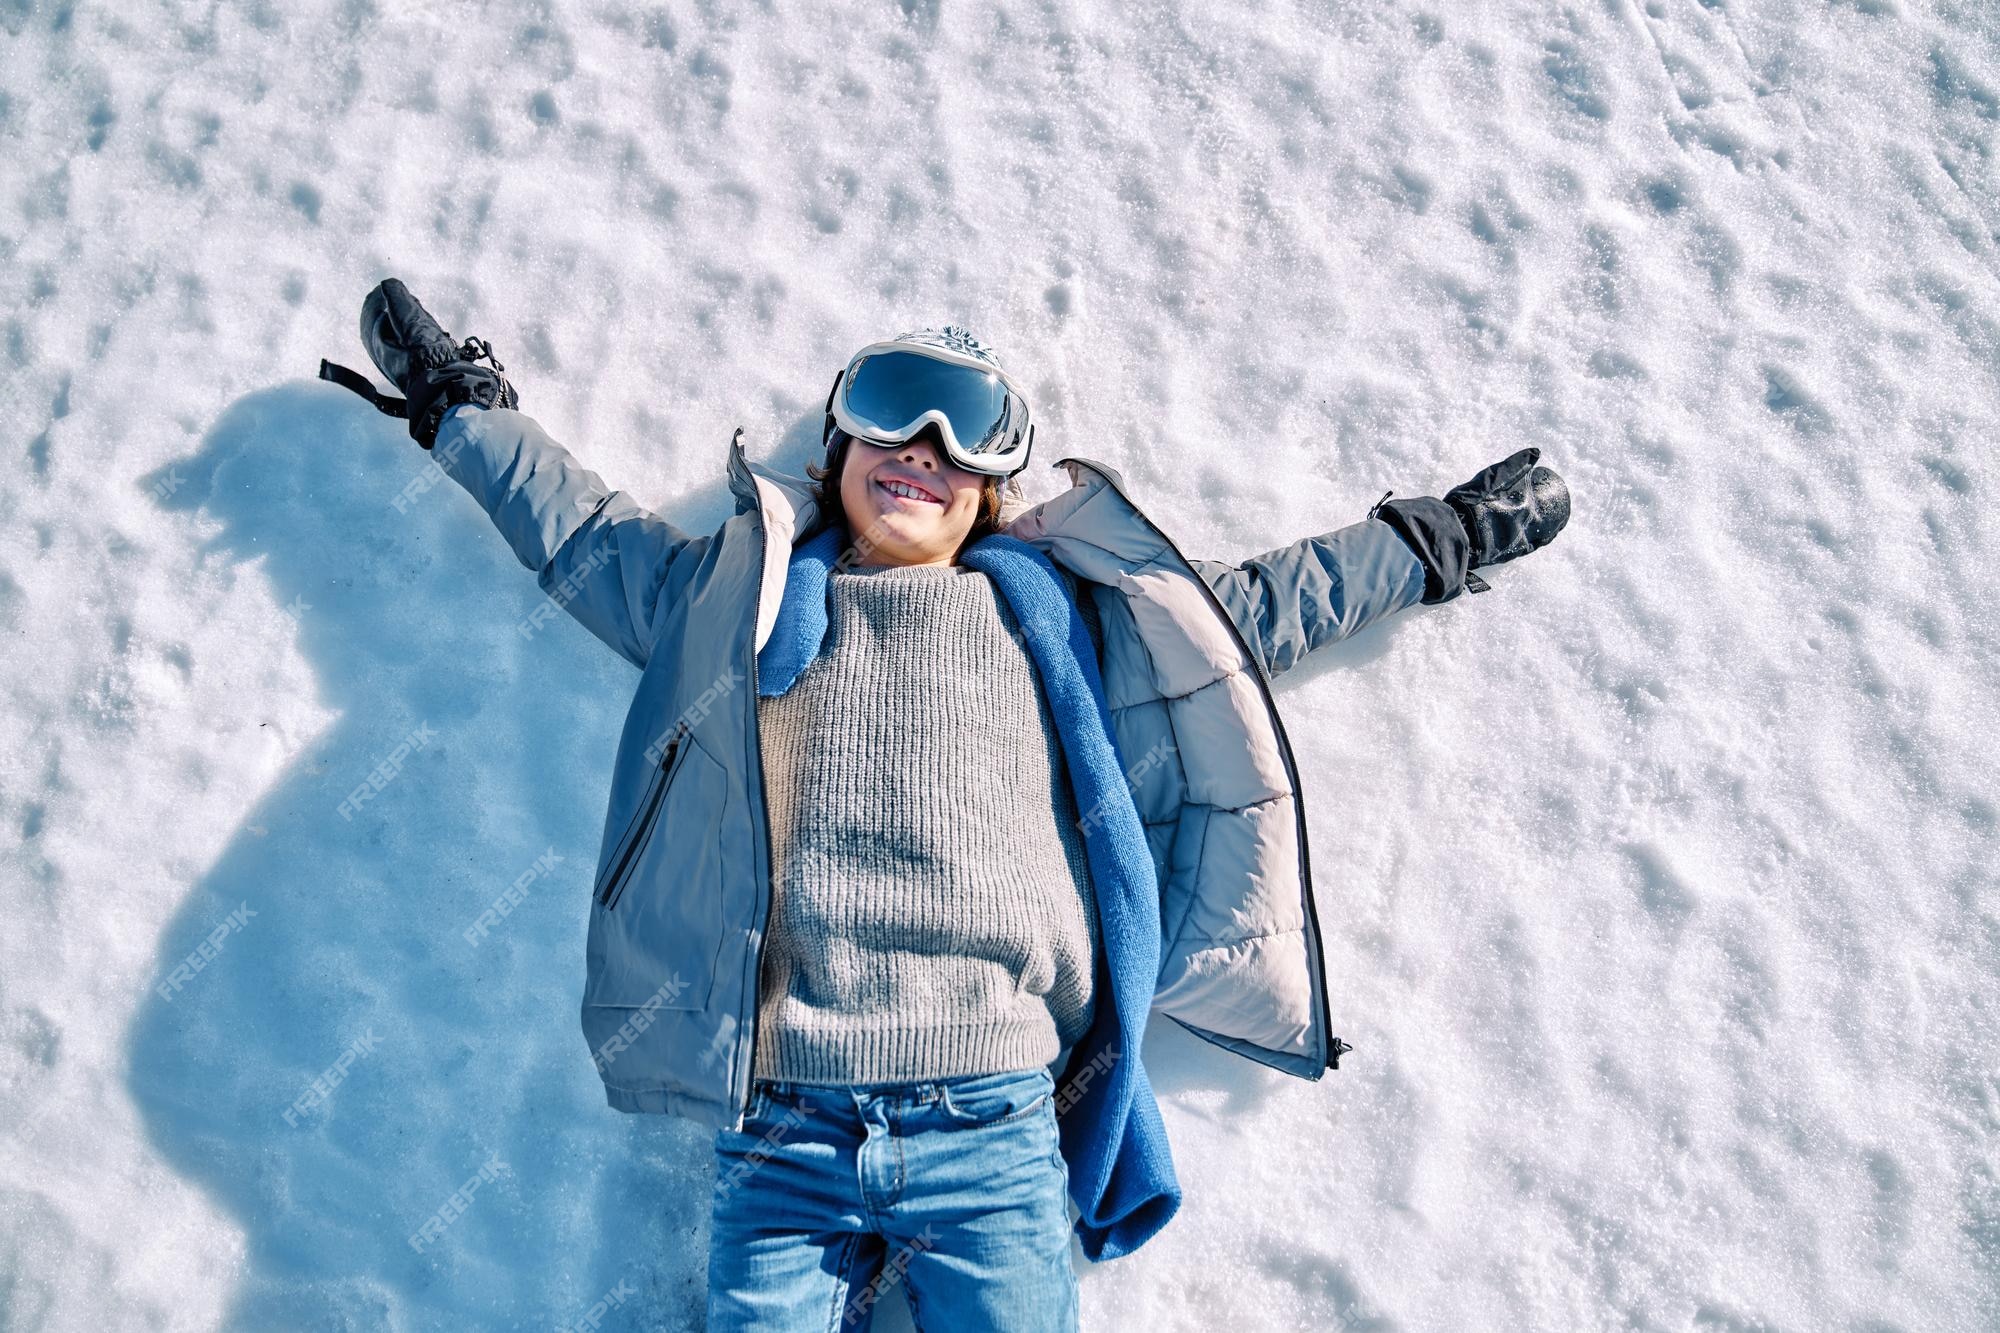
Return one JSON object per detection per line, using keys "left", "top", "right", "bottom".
{"left": 753, "top": 1065, "right": 1052, "bottom": 1110}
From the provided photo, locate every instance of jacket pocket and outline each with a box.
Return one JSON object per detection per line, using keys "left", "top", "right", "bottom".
{"left": 596, "top": 730, "right": 690, "bottom": 910}
{"left": 583, "top": 730, "right": 729, "bottom": 1013}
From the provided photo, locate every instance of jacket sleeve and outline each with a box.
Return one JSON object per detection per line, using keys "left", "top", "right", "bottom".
{"left": 1187, "top": 517, "right": 1429, "bottom": 683}
{"left": 429, "top": 405, "right": 707, "bottom": 670}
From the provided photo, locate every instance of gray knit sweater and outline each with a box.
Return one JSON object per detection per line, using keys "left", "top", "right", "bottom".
{"left": 752, "top": 559, "right": 1100, "bottom": 1085}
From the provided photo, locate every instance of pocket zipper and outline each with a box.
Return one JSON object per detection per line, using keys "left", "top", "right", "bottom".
{"left": 596, "top": 731, "right": 686, "bottom": 910}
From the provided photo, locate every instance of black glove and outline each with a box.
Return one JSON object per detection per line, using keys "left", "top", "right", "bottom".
{"left": 318, "top": 278, "right": 519, "bottom": 449}
{"left": 1445, "top": 447, "right": 1571, "bottom": 571}
{"left": 1371, "top": 448, "right": 1570, "bottom": 603}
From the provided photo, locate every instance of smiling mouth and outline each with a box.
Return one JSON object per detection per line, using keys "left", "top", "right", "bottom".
{"left": 877, "top": 477, "right": 944, "bottom": 507}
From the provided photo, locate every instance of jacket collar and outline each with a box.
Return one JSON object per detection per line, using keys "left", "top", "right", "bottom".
{"left": 728, "top": 429, "right": 819, "bottom": 526}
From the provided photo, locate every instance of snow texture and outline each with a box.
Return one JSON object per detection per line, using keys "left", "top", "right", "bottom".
{"left": 2, "top": 1, "right": 1997, "bottom": 1329}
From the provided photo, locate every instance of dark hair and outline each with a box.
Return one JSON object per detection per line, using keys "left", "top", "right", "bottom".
{"left": 805, "top": 428, "right": 1007, "bottom": 561}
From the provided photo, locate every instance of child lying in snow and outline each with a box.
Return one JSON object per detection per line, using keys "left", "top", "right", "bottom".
{"left": 321, "top": 279, "right": 1569, "bottom": 1329}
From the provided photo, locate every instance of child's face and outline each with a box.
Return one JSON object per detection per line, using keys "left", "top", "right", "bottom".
{"left": 837, "top": 433, "right": 986, "bottom": 566}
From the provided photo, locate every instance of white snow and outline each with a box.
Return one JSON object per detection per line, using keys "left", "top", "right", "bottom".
{"left": 2, "top": 0, "right": 1997, "bottom": 1329}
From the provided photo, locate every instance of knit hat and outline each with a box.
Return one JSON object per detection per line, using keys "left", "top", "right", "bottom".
{"left": 889, "top": 324, "right": 1009, "bottom": 372}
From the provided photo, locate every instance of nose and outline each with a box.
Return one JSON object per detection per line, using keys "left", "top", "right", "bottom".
{"left": 897, "top": 439, "right": 940, "bottom": 469}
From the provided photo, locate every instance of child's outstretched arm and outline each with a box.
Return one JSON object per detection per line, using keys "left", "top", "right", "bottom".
{"left": 1189, "top": 449, "right": 1571, "bottom": 683}
{"left": 324, "top": 278, "right": 706, "bottom": 671}
{"left": 1188, "top": 514, "right": 1430, "bottom": 682}
{"left": 428, "top": 404, "right": 709, "bottom": 670}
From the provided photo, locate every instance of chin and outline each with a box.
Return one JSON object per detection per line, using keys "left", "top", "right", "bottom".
{"left": 866, "top": 506, "right": 924, "bottom": 539}
{"left": 850, "top": 510, "right": 920, "bottom": 554}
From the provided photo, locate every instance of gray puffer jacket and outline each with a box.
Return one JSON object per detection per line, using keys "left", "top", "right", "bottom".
{"left": 430, "top": 406, "right": 1429, "bottom": 1131}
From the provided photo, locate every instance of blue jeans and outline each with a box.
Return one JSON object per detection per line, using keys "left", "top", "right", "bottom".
{"left": 707, "top": 1066, "right": 1079, "bottom": 1331}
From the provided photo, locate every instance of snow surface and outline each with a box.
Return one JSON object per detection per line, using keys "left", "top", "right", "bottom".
{"left": 3, "top": 1, "right": 1998, "bottom": 1329}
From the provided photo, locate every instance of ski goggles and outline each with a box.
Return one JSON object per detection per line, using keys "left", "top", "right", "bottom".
{"left": 828, "top": 343, "right": 1035, "bottom": 477}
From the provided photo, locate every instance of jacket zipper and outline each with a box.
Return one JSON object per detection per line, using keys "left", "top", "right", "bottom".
{"left": 735, "top": 436, "right": 775, "bottom": 1134}
{"left": 596, "top": 731, "right": 683, "bottom": 911}
{"left": 1054, "top": 457, "right": 1343, "bottom": 1073}
{"left": 593, "top": 755, "right": 666, "bottom": 903}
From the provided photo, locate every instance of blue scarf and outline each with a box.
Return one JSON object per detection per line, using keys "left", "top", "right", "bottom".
{"left": 757, "top": 523, "right": 1181, "bottom": 1261}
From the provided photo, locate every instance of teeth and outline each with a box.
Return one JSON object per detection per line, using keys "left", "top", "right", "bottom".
{"left": 883, "top": 479, "right": 937, "bottom": 503}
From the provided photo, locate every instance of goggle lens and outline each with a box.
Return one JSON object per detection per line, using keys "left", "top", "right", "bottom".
{"left": 841, "top": 350, "right": 1026, "bottom": 459}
